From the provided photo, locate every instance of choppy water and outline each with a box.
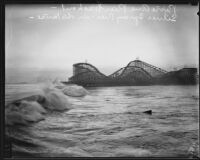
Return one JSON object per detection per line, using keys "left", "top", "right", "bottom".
{"left": 5, "top": 83, "right": 199, "bottom": 157}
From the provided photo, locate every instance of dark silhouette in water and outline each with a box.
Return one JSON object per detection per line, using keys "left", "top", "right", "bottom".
{"left": 143, "top": 110, "right": 152, "bottom": 115}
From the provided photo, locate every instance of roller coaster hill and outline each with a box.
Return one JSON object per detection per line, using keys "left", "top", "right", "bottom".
{"left": 67, "top": 60, "right": 198, "bottom": 87}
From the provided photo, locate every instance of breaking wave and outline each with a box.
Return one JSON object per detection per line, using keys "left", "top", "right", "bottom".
{"left": 5, "top": 82, "right": 88, "bottom": 126}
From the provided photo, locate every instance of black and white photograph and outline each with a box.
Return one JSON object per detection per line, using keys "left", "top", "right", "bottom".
{"left": 4, "top": 3, "right": 199, "bottom": 158}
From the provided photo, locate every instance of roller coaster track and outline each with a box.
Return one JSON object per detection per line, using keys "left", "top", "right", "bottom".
{"left": 69, "top": 60, "right": 168, "bottom": 86}
{"left": 109, "top": 60, "right": 167, "bottom": 78}
{"left": 73, "top": 63, "right": 107, "bottom": 77}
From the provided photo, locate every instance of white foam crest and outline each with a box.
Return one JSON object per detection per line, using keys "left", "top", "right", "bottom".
{"left": 5, "top": 101, "right": 46, "bottom": 125}
{"left": 53, "top": 80, "right": 66, "bottom": 89}
{"left": 20, "top": 100, "right": 47, "bottom": 114}
{"left": 42, "top": 83, "right": 72, "bottom": 111}
{"left": 62, "top": 85, "right": 89, "bottom": 97}
{"left": 114, "top": 147, "right": 152, "bottom": 157}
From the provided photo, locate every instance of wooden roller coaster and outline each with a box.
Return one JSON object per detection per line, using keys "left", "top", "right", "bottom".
{"left": 68, "top": 59, "right": 197, "bottom": 87}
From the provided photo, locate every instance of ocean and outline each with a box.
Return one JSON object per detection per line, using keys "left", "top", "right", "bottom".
{"left": 5, "top": 83, "right": 199, "bottom": 157}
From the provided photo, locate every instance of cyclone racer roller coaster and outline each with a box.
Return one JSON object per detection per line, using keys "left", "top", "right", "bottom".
{"left": 68, "top": 59, "right": 198, "bottom": 87}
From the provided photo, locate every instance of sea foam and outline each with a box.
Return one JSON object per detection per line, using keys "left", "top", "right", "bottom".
{"left": 42, "top": 86, "right": 72, "bottom": 111}
{"left": 5, "top": 101, "right": 46, "bottom": 125}
{"left": 62, "top": 85, "right": 88, "bottom": 97}
{"left": 5, "top": 82, "right": 86, "bottom": 126}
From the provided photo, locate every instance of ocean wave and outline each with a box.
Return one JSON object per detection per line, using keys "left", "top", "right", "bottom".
{"left": 5, "top": 101, "right": 46, "bottom": 126}
{"left": 5, "top": 82, "right": 88, "bottom": 126}
{"left": 62, "top": 85, "right": 88, "bottom": 97}
{"left": 113, "top": 147, "right": 152, "bottom": 157}
{"left": 53, "top": 81, "right": 89, "bottom": 97}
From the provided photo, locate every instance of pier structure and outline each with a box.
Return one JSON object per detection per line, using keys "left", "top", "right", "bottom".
{"left": 157, "top": 67, "right": 198, "bottom": 85}
{"left": 68, "top": 59, "right": 178, "bottom": 86}
{"left": 68, "top": 59, "right": 198, "bottom": 86}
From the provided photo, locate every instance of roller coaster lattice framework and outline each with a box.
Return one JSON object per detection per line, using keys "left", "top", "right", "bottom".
{"left": 68, "top": 59, "right": 169, "bottom": 86}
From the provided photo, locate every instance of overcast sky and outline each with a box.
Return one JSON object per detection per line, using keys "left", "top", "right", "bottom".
{"left": 5, "top": 4, "right": 199, "bottom": 83}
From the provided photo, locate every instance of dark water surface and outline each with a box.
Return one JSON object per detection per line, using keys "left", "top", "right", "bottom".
{"left": 5, "top": 84, "right": 199, "bottom": 157}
